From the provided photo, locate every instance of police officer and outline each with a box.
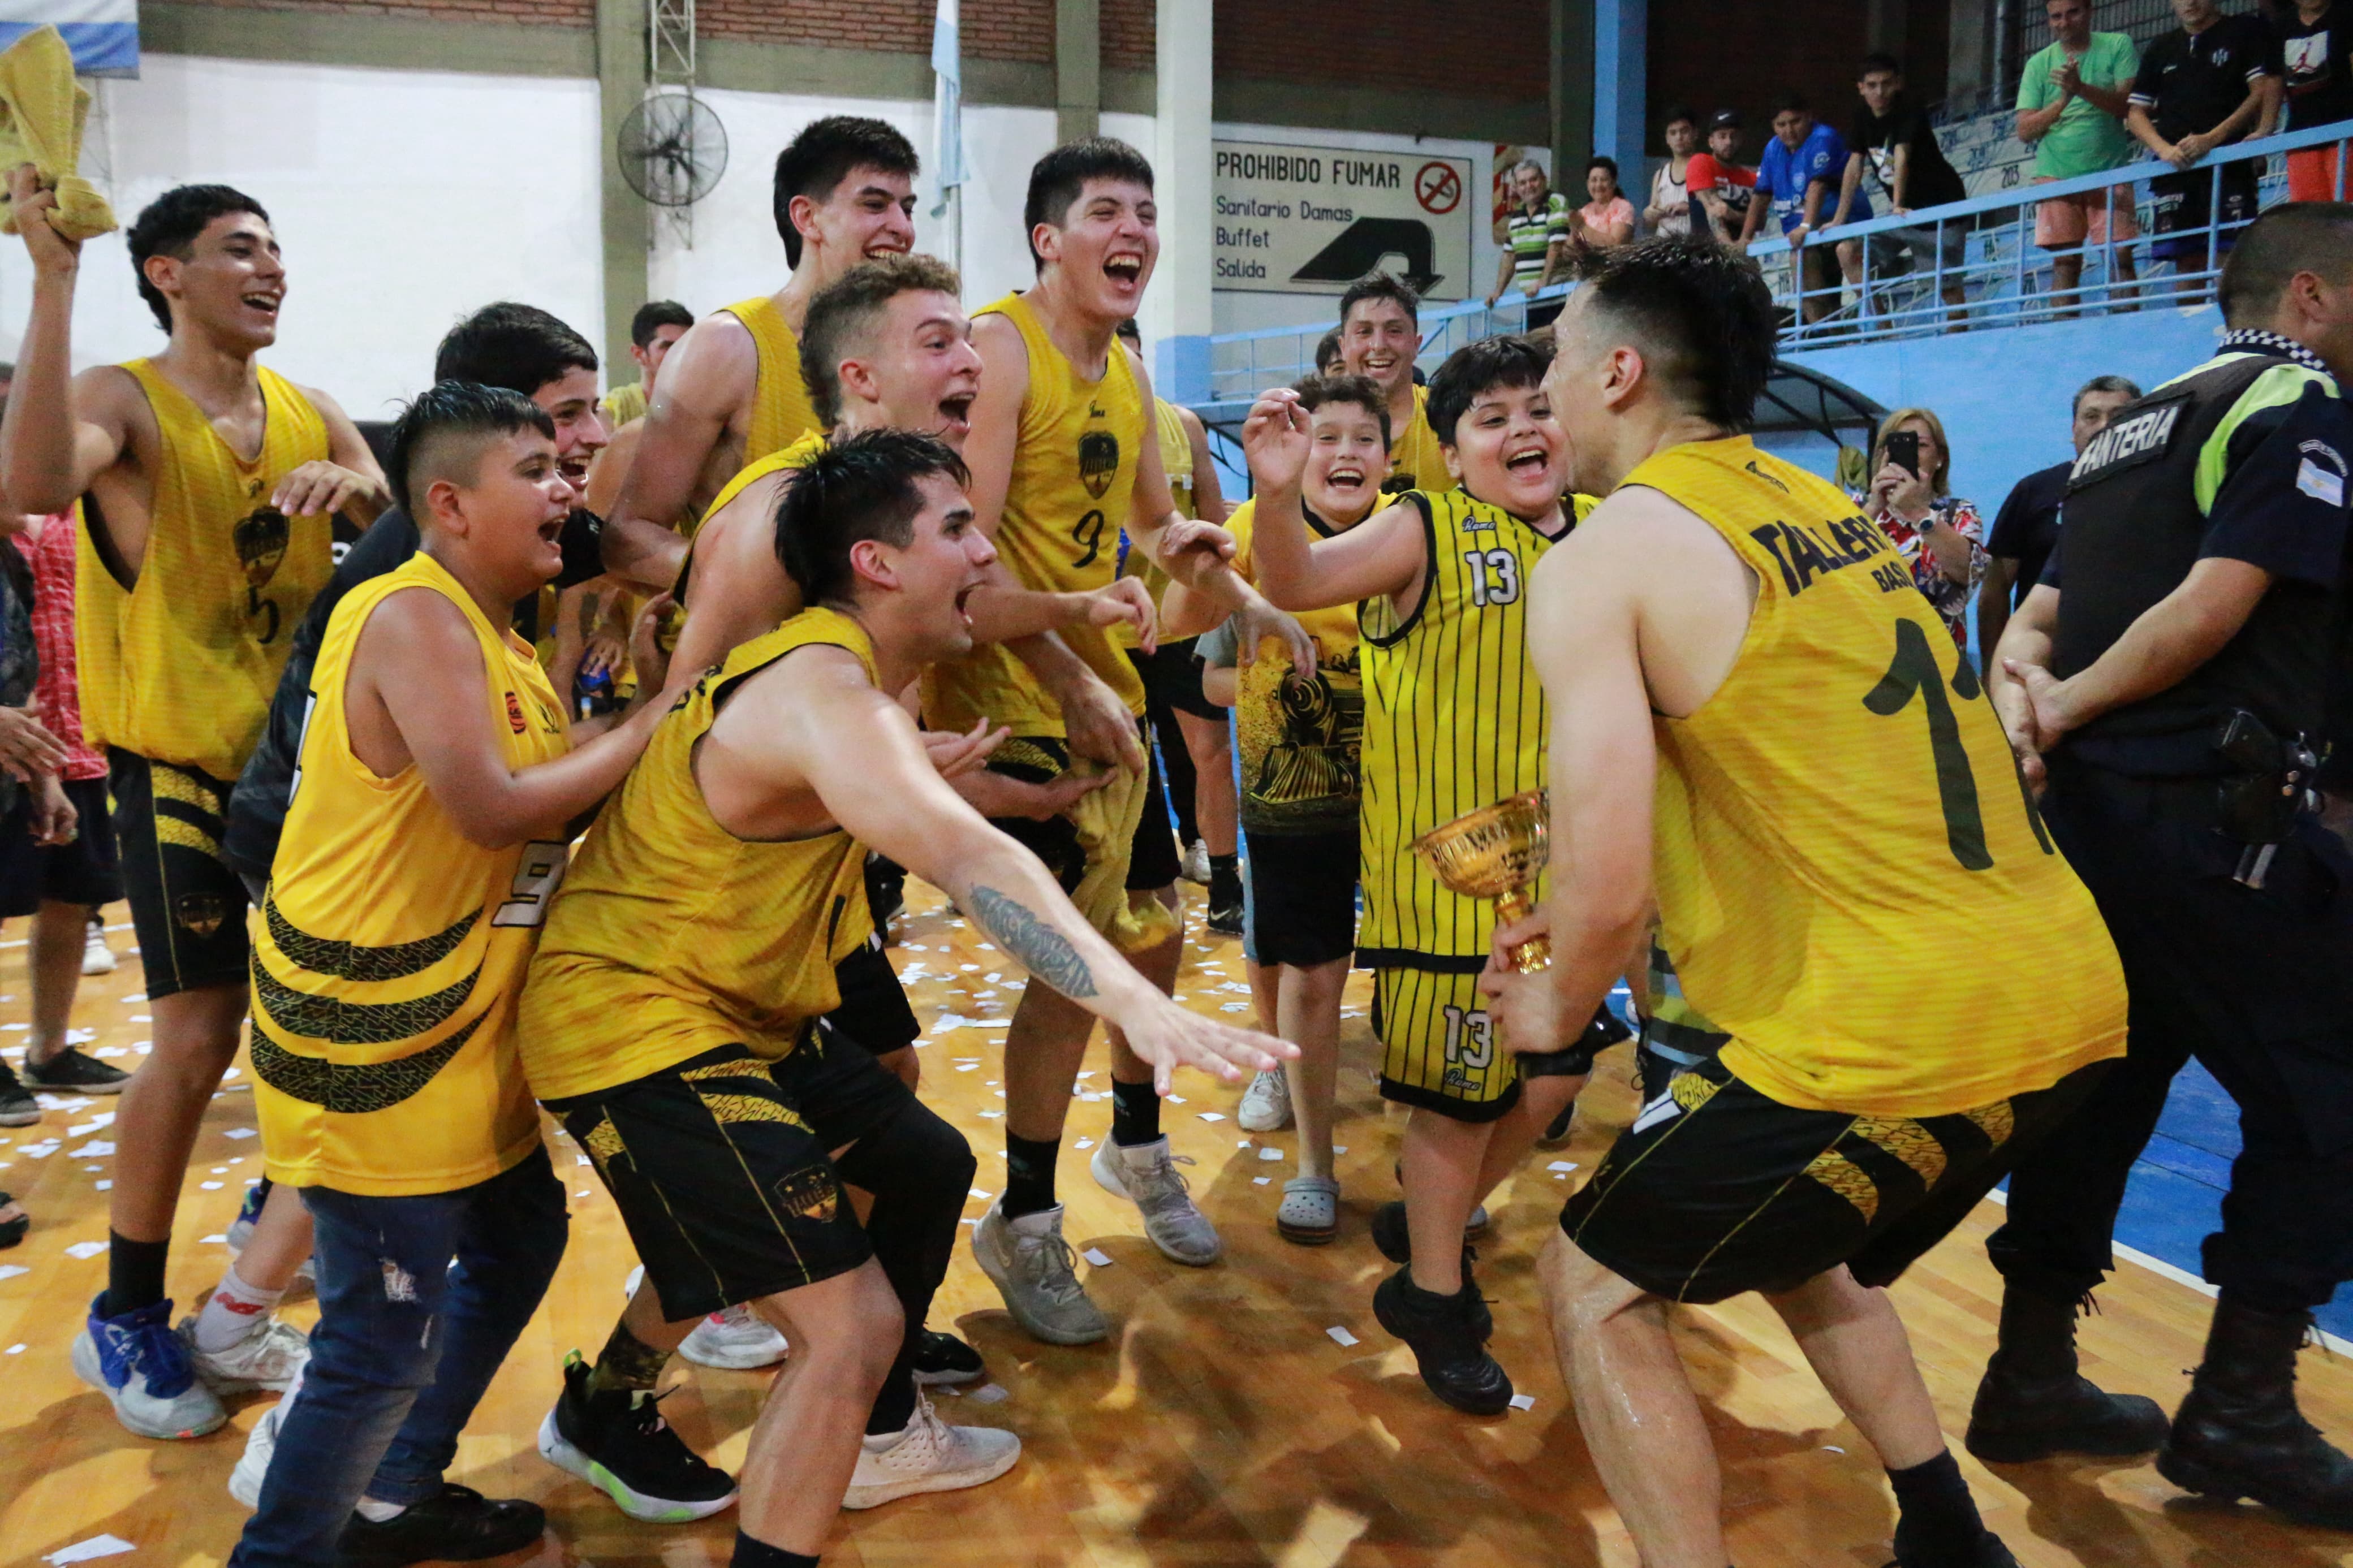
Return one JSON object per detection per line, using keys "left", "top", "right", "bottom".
{"left": 1971, "top": 202, "right": 2353, "bottom": 1529}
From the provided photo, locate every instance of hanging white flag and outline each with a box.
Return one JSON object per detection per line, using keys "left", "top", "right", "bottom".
{"left": 930, "top": 0, "right": 966, "bottom": 217}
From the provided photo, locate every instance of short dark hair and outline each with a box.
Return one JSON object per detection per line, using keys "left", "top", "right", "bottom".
{"left": 127, "top": 185, "right": 272, "bottom": 334}
{"left": 1587, "top": 155, "right": 1621, "bottom": 186}
{"left": 1294, "top": 372, "right": 1391, "bottom": 448}
{"left": 434, "top": 303, "right": 598, "bottom": 399}
{"left": 1860, "top": 51, "right": 1902, "bottom": 77}
{"left": 386, "top": 380, "right": 555, "bottom": 517}
{"left": 1114, "top": 317, "right": 1142, "bottom": 345}
{"left": 1662, "top": 103, "right": 1699, "bottom": 129}
{"left": 2218, "top": 202, "right": 2353, "bottom": 327}
{"left": 773, "top": 116, "right": 921, "bottom": 269}
{"left": 1313, "top": 329, "right": 1344, "bottom": 374}
{"left": 1772, "top": 90, "right": 1811, "bottom": 116}
{"left": 1425, "top": 335, "right": 1552, "bottom": 447}
{"left": 2072, "top": 373, "right": 2142, "bottom": 414}
{"left": 630, "top": 300, "right": 693, "bottom": 349}
{"left": 800, "top": 253, "right": 965, "bottom": 426}
{"left": 1024, "top": 137, "right": 1155, "bottom": 273}
{"left": 1339, "top": 271, "right": 1420, "bottom": 330}
{"left": 774, "top": 428, "right": 969, "bottom": 604}
{"left": 1571, "top": 234, "right": 1778, "bottom": 431}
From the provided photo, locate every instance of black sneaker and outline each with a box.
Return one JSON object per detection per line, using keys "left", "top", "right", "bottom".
{"left": 536, "top": 1352, "right": 738, "bottom": 1522}
{"left": 1205, "top": 870, "right": 1245, "bottom": 936}
{"left": 1373, "top": 1264, "right": 1514, "bottom": 1416}
{"left": 0, "top": 1060, "right": 36, "bottom": 1128}
{"left": 1368, "top": 1204, "right": 1493, "bottom": 1338}
{"left": 1536, "top": 1103, "right": 1575, "bottom": 1150}
{"left": 23, "top": 1047, "right": 130, "bottom": 1095}
{"left": 333, "top": 1485, "right": 544, "bottom": 1567}
{"left": 912, "top": 1328, "right": 986, "bottom": 1386}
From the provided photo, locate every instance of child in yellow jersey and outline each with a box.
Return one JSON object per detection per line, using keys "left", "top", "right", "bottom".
{"left": 1480, "top": 236, "right": 2124, "bottom": 1568}
{"left": 1242, "top": 335, "right": 1629, "bottom": 1415}
{"left": 226, "top": 383, "right": 678, "bottom": 1568}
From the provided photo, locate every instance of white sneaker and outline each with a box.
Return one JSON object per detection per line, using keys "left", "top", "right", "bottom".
{"left": 182, "top": 1315, "right": 310, "bottom": 1393}
{"left": 1237, "top": 1069, "right": 1292, "bottom": 1133}
{"left": 72, "top": 1303, "right": 229, "bottom": 1440}
{"left": 969, "top": 1202, "right": 1109, "bottom": 1345}
{"left": 1182, "top": 839, "right": 1213, "bottom": 885}
{"left": 678, "top": 1304, "right": 788, "bottom": 1370}
{"left": 841, "top": 1394, "right": 1020, "bottom": 1509}
{"left": 81, "top": 923, "right": 116, "bottom": 977}
{"left": 228, "top": 1397, "right": 286, "bottom": 1508}
{"left": 1090, "top": 1136, "right": 1221, "bottom": 1265}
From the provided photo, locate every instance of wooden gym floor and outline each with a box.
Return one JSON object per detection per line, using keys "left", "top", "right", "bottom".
{"left": 2, "top": 883, "right": 2349, "bottom": 1567}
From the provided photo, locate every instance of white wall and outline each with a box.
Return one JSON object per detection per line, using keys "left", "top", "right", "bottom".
{"left": 0, "top": 55, "right": 604, "bottom": 420}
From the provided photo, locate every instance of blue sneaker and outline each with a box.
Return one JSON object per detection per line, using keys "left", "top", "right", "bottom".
{"left": 71, "top": 1295, "right": 227, "bottom": 1439}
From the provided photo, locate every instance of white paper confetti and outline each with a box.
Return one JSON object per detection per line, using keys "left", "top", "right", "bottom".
{"left": 200, "top": 1234, "right": 227, "bottom": 1244}
{"left": 1253, "top": 1176, "right": 1270, "bottom": 1186}
{"left": 66, "top": 1115, "right": 114, "bottom": 1137}
{"left": 1257, "top": 1146, "right": 1285, "bottom": 1161}
{"left": 95, "top": 1180, "right": 110, "bottom": 1190}
{"left": 1823, "top": 1444, "right": 1846, "bottom": 1454}
{"left": 1509, "top": 1393, "right": 1536, "bottom": 1411}
{"left": 1072, "top": 1137, "right": 1094, "bottom": 1150}
{"left": 1196, "top": 1112, "right": 1226, "bottom": 1122}
{"left": 1080, "top": 1247, "right": 1113, "bottom": 1267}
{"left": 46, "top": 1535, "right": 136, "bottom": 1565}
{"left": 969, "top": 1382, "right": 1008, "bottom": 1403}
{"left": 1326, "top": 1325, "right": 1359, "bottom": 1347}
{"left": 1166, "top": 1095, "right": 1186, "bottom": 1104}
{"left": 222, "top": 1128, "right": 257, "bottom": 1141}
{"left": 63, "top": 1241, "right": 110, "bottom": 1259}
{"left": 3, "top": 1344, "right": 20, "bottom": 1353}
{"left": 1546, "top": 1160, "right": 1578, "bottom": 1173}
{"left": 200, "top": 1181, "right": 223, "bottom": 1190}
{"left": 19, "top": 1141, "right": 58, "bottom": 1159}
{"left": 0, "top": 1264, "right": 27, "bottom": 1281}
{"left": 970, "top": 1189, "right": 992, "bottom": 1199}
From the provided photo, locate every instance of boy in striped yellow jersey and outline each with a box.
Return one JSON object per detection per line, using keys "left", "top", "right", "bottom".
{"left": 519, "top": 433, "right": 1288, "bottom": 1568}
{"left": 1243, "top": 335, "right": 1624, "bottom": 1414}
{"left": 227, "top": 383, "right": 678, "bottom": 1568}
{"left": 1, "top": 174, "right": 389, "bottom": 1439}
{"left": 1480, "top": 236, "right": 2124, "bottom": 1568}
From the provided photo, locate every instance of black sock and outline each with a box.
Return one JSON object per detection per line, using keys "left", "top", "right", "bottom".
{"left": 865, "top": 1368, "right": 918, "bottom": 1436}
{"left": 1003, "top": 1131, "right": 1061, "bottom": 1218}
{"left": 1887, "top": 1450, "right": 1988, "bottom": 1568}
{"left": 1110, "top": 1077, "right": 1162, "bottom": 1148}
{"left": 731, "top": 1530, "right": 818, "bottom": 1568}
{"left": 1208, "top": 854, "right": 1240, "bottom": 899}
{"left": 587, "top": 1316, "right": 671, "bottom": 1397}
{"left": 102, "top": 1232, "right": 170, "bottom": 1318}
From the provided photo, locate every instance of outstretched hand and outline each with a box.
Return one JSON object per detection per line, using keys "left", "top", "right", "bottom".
{"left": 1242, "top": 388, "right": 1312, "bottom": 494}
{"left": 923, "top": 719, "right": 1009, "bottom": 782}
{"left": 1118, "top": 997, "right": 1296, "bottom": 1094}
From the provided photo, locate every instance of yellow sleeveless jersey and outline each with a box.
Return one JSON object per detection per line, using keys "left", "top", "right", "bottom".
{"left": 720, "top": 295, "right": 822, "bottom": 465}
{"left": 1112, "top": 399, "right": 1196, "bottom": 651}
{"left": 519, "top": 606, "right": 877, "bottom": 1100}
{"left": 1357, "top": 487, "right": 1565, "bottom": 967}
{"left": 77, "top": 360, "right": 334, "bottom": 779}
{"left": 1388, "top": 385, "right": 1454, "bottom": 494}
{"left": 925, "top": 292, "right": 1149, "bottom": 736}
{"left": 693, "top": 429, "right": 828, "bottom": 542}
{"left": 252, "top": 553, "right": 568, "bottom": 1195}
{"left": 1636, "top": 437, "right": 2126, "bottom": 1116}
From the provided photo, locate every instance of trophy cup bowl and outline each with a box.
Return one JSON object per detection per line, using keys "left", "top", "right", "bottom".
{"left": 1411, "top": 790, "right": 1551, "bottom": 973}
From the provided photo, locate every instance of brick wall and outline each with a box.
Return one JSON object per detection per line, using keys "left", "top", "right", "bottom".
{"left": 171, "top": 0, "right": 593, "bottom": 30}
{"left": 1648, "top": 0, "right": 1951, "bottom": 158}
{"left": 1212, "top": 0, "right": 1550, "bottom": 103}
{"left": 166, "top": 0, "right": 1059, "bottom": 57}
{"left": 1102, "top": 0, "right": 1153, "bottom": 72}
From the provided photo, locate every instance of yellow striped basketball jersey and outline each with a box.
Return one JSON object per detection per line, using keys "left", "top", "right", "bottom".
{"left": 1635, "top": 436, "right": 2126, "bottom": 1116}
{"left": 1358, "top": 488, "right": 1563, "bottom": 967}
{"left": 252, "top": 552, "right": 568, "bottom": 1195}
{"left": 719, "top": 295, "right": 822, "bottom": 465}
{"left": 924, "top": 292, "right": 1149, "bottom": 737}
{"left": 518, "top": 606, "right": 876, "bottom": 1101}
{"left": 76, "top": 360, "right": 333, "bottom": 779}
{"left": 695, "top": 429, "right": 829, "bottom": 541}
{"left": 1387, "top": 385, "right": 1455, "bottom": 494}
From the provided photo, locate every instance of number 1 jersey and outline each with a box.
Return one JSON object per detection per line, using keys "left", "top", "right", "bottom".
{"left": 1635, "top": 437, "right": 2126, "bottom": 1117}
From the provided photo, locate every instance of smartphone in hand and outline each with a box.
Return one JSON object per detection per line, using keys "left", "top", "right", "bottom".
{"left": 1885, "top": 429, "right": 1922, "bottom": 478}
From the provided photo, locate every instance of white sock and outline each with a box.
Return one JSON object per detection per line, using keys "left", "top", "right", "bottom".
{"left": 193, "top": 1263, "right": 286, "bottom": 1353}
{"left": 354, "top": 1498, "right": 406, "bottom": 1523}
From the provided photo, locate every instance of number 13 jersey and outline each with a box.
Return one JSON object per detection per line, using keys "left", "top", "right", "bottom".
{"left": 924, "top": 292, "right": 1149, "bottom": 738}
{"left": 252, "top": 552, "right": 569, "bottom": 1196}
{"left": 1635, "top": 437, "right": 2126, "bottom": 1117}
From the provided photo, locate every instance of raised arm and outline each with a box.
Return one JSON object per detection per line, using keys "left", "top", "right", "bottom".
{"left": 669, "top": 470, "right": 806, "bottom": 677}
{"left": 0, "top": 170, "right": 131, "bottom": 514}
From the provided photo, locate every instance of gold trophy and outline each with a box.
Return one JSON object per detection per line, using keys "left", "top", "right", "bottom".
{"left": 1411, "top": 790, "right": 1552, "bottom": 973}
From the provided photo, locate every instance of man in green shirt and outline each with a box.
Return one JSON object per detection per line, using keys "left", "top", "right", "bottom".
{"left": 2017, "top": 0, "right": 2142, "bottom": 313}
{"left": 1486, "top": 159, "right": 1568, "bottom": 308}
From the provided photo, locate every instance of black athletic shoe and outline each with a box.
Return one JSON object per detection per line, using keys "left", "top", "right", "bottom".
{"left": 1368, "top": 1202, "right": 1493, "bottom": 1337}
{"left": 1373, "top": 1264, "right": 1513, "bottom": 1416}
{"left": 0, "top": 1061, "right": 36, "bottom": 1128}
{"left": 1536, "top": 1103, "right": 1575, "bottom": 1150}
{"left": 536, "top": 1353, "right": 739, "bottom": 1522}
{"left": 1205, "top": 892, "right": 1244, "bottom": 937}
{"left": 912, "top": 1328, "right": 987, "bottom": 1386}
{"left": 23, "top": 1047, "right": 130, "bottom": 1095}
{"left": 333, "top": 1485, "right": 544, "bottom": 1568}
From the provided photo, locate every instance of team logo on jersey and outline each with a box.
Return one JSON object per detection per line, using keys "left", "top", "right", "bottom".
{"left": 505, "top": 692, "right": 528, "bottom": 733}
{"left": 1078, "top": 431, "right": 1121, "bottom": 500}
{"left": 234, "top": 506, "right": 291, "bottom": 589}
{"left": 175, "top": 892, "right": 230, "bottom": 938}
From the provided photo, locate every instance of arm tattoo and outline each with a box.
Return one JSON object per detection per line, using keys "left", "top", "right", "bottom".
{"left": 969, "top": 885, "right": 1097, "bottom": 1000}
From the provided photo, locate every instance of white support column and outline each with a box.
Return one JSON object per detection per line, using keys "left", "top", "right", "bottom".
{"left": 1151, "top": 0, "right": 1212, "bottom": 401}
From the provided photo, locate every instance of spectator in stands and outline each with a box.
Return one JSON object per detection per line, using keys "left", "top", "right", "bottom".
{"left": 1834, "top": 52, "right": 1971, "bottom": 313}
{"left": 1571, "top": 157, "right": 1639, "bottom": 249}
{"left": 1644, "top": 106, "right": 1701, "bottom": 238}
{"left": 1485, "top": 158, "right": 1570, "bottom": 307}
{"left": 598, "top": 299, "right": 692, "bottom": 427}
{"left": 1974, "top": 374, "right": 2141, "bottom": 661}
{"left": 1742, "top": 92, "right": 1865, "bottom": 323}
{"left": 1686, "top": 109, "right": 1759, "bottom": 243}
{"left": 1313, "top": 328, "right": 1343, "bottom": 375}
{"left": 1853, "top": 405, "right": 1988, "bottom": 653}
{"left": 2018, "top": 0, "right": 2144, "bottom": 314}
{"left": 2127, "top": 0, "right": 2280, "bottom": 294}
{"left": 2277, "top": 0, "right": 2353, "bottom": 201}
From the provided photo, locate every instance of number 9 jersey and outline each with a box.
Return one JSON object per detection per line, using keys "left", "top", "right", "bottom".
{"left": 1635, "top": 437, "right": 2127, "bottom": 1118}
{"left": 251, "top": 553, "right": 570, "bottom": 1197}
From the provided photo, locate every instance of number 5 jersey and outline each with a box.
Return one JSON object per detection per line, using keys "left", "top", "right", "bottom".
{"left": 1634, "top": 437, "right": 2126, "bottom": 1117}
{"left": 252, "top": 552, "right": 570, "bottom": 1196}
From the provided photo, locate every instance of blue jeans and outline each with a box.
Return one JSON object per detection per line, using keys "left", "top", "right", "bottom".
{"left": 229, "top": 1145, "right": 570, "bottom": 1568}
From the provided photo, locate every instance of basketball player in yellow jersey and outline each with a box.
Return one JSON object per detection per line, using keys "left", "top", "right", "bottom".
{"left": 1242, "top": 335, "right": 1622, "bottom": 1415}
{"left": 1337, "top": 273, "right": 1455, "bottom": 493}
{"left": 518, "top": 434, "right": 1288, "bottom": 1566}
{"left": 1479, "top": 237, "right": 2127, "bottom": 1568}
{"left": 0, "top": 174, "right": 389, "bottom": 1438}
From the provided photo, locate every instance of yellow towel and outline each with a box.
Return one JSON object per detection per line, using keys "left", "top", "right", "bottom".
{"left": 0, "top": 26, "right": 114, "bottom": 243}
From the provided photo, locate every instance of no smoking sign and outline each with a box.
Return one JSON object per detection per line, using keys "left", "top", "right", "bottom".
{"left": 1416, "top": 162, "right": 1462, "bottom": 215}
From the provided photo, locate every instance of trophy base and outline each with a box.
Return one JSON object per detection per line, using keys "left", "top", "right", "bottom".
{"left": 1497, "top": 889, "right": 1550, "bottom": 974}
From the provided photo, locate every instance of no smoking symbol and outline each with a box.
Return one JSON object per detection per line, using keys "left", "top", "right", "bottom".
{"left": 1415, "top": 162, "right": 1462, "bottom": 215}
